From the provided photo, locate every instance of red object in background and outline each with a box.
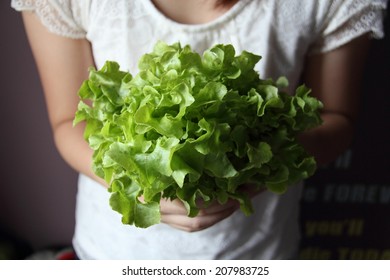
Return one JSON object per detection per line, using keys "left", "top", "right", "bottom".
{"left": 56, "top": 249, "right": 77, "bottom": 260}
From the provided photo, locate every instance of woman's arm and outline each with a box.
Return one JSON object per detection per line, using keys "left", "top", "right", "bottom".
{"left": 299, "top": 34, "right": 371, "bottom": 166}
{"left": 22, "top": 11, "right": 106, "bottom": 186}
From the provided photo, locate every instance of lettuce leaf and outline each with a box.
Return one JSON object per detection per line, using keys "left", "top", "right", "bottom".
{"left": 74, "top": 42, "right": 323, "bottom": 228}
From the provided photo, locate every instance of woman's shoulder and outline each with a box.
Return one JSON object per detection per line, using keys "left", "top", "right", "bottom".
{"left": 268, "top": 0, "right": 386, "bottom": 27}
{"left": 11, "top": 0, "right": 93, "bottom": 39}
{"left": 265, "top": 0, "right": 387, "bottom": 53}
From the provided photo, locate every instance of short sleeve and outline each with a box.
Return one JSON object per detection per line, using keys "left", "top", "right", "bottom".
{"left": 310, "top": 0, "right": 388, "bottom": 54}
{"left": 11, "top": 0, "right": 89, "bottom": 39}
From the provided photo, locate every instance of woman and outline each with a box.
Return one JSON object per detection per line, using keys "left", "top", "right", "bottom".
{"left": 11, "top": 0, "right": 387, "bottom": 259}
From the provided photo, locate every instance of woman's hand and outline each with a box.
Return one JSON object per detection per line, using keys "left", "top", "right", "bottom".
{"left": 159, "top": 198, "right": 239, "bottom": 232}
{"left": 159, "top": 184, "right": 264, "bottom": 232}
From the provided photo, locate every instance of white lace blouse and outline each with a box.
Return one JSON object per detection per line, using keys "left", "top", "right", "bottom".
{"left": 11, "top": 0, "right": 387, "bottom": 259}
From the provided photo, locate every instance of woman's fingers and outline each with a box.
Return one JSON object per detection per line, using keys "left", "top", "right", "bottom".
{"left": 159, "top": 198, "right": 188, "bottom": 215}
{"left": 157, "top": 185, "right": 265, "bottom": 232}
{"left": 159, "top": 198, "right": 239, "bottom": 232}
{"left": 196, "top": 198, "right": 239, "bottom": 215}
{"left": 160, "top": 204, "right": 238, "bottom": 232}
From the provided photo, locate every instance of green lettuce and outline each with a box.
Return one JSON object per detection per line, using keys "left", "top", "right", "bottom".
{"left": 74, "top": 42, "right": 323, "bottom": 228}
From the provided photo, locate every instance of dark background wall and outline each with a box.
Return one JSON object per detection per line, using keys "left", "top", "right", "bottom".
{"left": 1, "top": 2, "right": 78, "bottom": 257}
{"left": 1, "top": 3, "right": 389, "bottom": 259}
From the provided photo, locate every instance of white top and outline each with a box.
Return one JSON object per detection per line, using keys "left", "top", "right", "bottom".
{"left": 12, "top": 0, "right": 387, "bottom": 260}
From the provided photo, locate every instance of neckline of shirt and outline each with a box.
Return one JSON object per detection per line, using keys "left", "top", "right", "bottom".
{"left": 142, "top": 0, "right": 252, "bottom": 32}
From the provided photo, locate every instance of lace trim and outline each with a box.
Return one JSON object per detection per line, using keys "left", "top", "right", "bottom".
{"left": 311, "top": 0, "right": 387, "bottom": 53}
{"left": 11, "top": 0, "right": 86, "bottom": 39}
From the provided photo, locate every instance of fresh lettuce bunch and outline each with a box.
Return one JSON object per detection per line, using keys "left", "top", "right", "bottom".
{"left": 74, "top": 42, "right": 323, "bottom": 228}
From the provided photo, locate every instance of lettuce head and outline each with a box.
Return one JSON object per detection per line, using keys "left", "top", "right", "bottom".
{"left": 74, "top": 42, "right": 323, "bottom": 228}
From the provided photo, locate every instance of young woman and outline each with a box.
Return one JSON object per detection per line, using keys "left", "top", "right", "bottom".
{"left": 11, "top": 0, "right": 387, "bottom": 259}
